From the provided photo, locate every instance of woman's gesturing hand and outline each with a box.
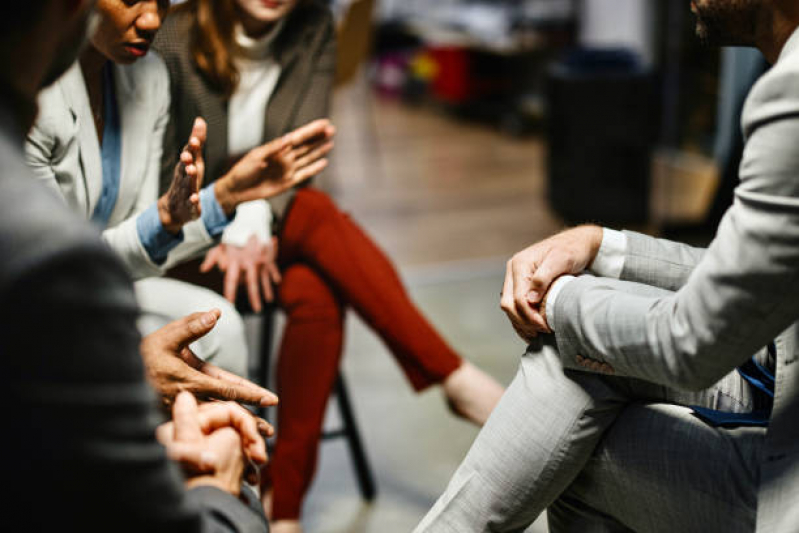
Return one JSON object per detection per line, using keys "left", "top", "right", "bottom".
{"left": 214, "top": 119, "right": 335, "bottom": 214}
{"left": 158, "top": 117, "right": 207, "bottom": 233}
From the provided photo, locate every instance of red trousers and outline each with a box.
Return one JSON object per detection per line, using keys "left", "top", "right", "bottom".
{"left": 266, "top": 188, "right": 462, "bottom": 520}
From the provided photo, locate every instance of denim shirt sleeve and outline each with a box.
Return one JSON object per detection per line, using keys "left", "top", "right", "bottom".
{"left": 135, "top": 203, "right": 184, "bottom": 265}
{"left": 199, "top": 184, "right": 234, "bottom": 238}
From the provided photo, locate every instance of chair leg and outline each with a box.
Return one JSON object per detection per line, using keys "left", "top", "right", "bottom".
{"left": 334, "top": 374, "right": 377, "bottom": 501}
{"left": 258, "top": 306, "right": 276, "bottom": 420}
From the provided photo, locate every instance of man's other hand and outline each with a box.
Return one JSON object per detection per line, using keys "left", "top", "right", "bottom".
{"left": 140, "top": 309, "right": 278, "bottom": 407}
{"left": 500, "top": 225, "right": 603, "bottom": 341}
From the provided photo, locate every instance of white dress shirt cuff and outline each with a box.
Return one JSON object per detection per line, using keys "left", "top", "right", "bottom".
{"left": 221, "top": 200, "right": 272, "bottom": 248}
{"left": 545, "top": 275, "right": 577, "bottom": 332}
{"left": 588, "top": 228, "right": 627, "bottom": 279}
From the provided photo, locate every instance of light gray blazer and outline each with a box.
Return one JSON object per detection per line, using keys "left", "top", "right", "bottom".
{"left": 24, "top": 53, "right": 215, "bottom": 280}
{"left": 549, "top": 29, "right": 799, "bottom": 533}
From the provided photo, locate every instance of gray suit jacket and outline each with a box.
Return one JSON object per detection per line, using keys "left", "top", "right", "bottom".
{"left": 1, "top": 98, "right": 265, "bottom": 531}
{"left": 153, "top": 0, "right": 336, "bottom": 218}
{"left": 25, "top": 55, "right": 217, "bottom": 280}
{"left": 549, "top": 30, "right": 799, "bottom": 533}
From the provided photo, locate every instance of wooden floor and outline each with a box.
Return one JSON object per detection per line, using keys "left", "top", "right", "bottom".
{"left": 325, "top": 78, "right": 565, "bottom": 269}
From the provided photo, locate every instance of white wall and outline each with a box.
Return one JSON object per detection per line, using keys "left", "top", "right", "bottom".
{"left": 579, "top": 0, "right": 657, "bottom": 66}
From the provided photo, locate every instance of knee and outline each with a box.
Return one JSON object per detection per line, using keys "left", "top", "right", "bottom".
{"left": 279, "top": 264, "right": 342, "bottom": 322}
{"left": 292, "top": 187, "right": 340, "bottom": 220}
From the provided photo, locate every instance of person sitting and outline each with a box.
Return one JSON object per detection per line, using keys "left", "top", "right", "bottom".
{"left": 3, "top": 0, "right": 268, "bottom": 529}
{"left": 25, "top": 0, "right": 332, "bottom": 398}
{"left": 153, "top": 1, "right": 506, "bottom": 528}
{"left": 416, "top": 1, "right": 799, "bottom": 531}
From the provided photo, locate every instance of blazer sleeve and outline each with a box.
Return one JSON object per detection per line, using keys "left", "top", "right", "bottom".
{"left": 549, "top": 67, "right": 799, "bottom": 391}
{"left": 5, "top": 236, "right": 265, "bottom": 531}
{"left": 618, "top": 230, "right": 707, "bottom": 291}
{"left": 102, "top": 56, "right": 216, "bottom": 278}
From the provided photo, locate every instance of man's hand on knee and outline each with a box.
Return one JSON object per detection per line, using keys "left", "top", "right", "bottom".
{"left": 500, "top": 225, "right": 603, "bottom": 342}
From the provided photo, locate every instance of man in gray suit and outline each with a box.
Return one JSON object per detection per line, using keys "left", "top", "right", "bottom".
{"left": 417, "top": 2, "right": 799, "bottom": 532}
{"left": 2, "top": 1, "right": 269, "bottom": 530}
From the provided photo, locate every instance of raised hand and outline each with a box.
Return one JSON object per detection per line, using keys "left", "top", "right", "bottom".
{"left": 214, "top": 119, "right": 335, "bottom": 214}
{"left": 500, "top": 225, "right": 603, "bottom": 341}
{"left": 200, "top": 235, "right": 281, "bottom": 313}
{"left": 158, "top": 117, "right": 207, "bottom": 233}
{"left": 140, "top": 309, "right": 279, "bottom": 407}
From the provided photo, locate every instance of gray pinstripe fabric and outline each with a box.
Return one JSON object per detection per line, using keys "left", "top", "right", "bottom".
{"left": 418, "top": 27, "right": 799, "bottom": 533}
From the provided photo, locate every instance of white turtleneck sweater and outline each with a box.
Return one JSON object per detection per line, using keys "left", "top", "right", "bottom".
{"left": 221, "top": 22, "right": 283, "bottom": 247}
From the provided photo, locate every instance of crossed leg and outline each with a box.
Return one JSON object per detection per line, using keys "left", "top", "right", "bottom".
{"left": 548, "top": 402, "right": 762, "bottom": 533}
{"left": 414, "top": 341, "right": 759, "bottom": 532}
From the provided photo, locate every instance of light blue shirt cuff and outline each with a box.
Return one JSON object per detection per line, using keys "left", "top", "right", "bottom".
{"left": 200, "top": 185, "right": 233, "bottom": 238}
{"left": 136, "top": 203, "right": 184, "bottom": 265}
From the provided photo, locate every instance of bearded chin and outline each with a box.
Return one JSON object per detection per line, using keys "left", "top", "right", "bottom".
{"left": 40, "top": 10, "right": 99, "bottom": 89}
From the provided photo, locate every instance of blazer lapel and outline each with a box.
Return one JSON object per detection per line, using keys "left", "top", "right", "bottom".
{"left": 113, "top": 63, "right": 149, "bottom": 220}
{"left": 263, "top": 11, "right": 317, "bottom": 141}
{"left": 60, "top": 62, "right": 103, "bottom": 218}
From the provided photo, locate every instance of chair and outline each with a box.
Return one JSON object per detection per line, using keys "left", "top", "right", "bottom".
{"left": 246, "top": 298, "right": 377, "bottom": 502}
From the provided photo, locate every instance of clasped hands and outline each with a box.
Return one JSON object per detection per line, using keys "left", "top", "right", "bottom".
{"left": 500, "top": 225, "right": 603, "bottom": 343}
{"left": 157, "top": 116, "right": 335, "bottom": 235}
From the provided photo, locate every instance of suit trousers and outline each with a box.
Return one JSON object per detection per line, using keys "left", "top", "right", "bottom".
{"left": 414, "top": 342, "right": 762, "bottom": 532}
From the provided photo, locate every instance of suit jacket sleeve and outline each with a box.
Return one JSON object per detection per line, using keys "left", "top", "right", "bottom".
{"left": 549, "top": 66, "right": 799, "bottom": 391}
{"left": 618, "top": 229, "right": 707, "bottom": 291}
{"left": 5, "top": 236, "right": 265, "bottom": 531}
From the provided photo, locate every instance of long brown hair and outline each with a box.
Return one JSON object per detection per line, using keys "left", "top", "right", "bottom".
{"left": 171, "top": 0, "right": 240, "bottom": 98}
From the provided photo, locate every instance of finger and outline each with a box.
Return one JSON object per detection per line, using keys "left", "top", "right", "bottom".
{"left": 190, "top": 371, "right": 279, "bottom": 408}
{"left": 530, "top": 253, "right": 570, "bottom": 298}
{"left": 294, "top": 141, "right": 334, "bottom": 171}
{"left": 191, "top": 117, "right": 208, "bottom": 146}
{"left": 194, "top": 361, "right": 279, "bottom": 407}
{"left": 155, "top": 421, "right": 174, "bottom": 445}
{"left": 268, "top": 260, "right": 282, "bottom": 285}
{"left": 511, "top": 260, "right": 540, "bottom": 325}
{"left": 290, "top": 158, "right": 328, "bottom": 186}
{"left": 260, "top": 268, "right": 274, "bottom": 303}
{"left": 500, "top": 259, "right": 516, "bottom": 315}
{"left": 200, "top": 247, "right": 222, "bottom": 273}
{"left": 253, "top": 136, "right": 289, "bottom": 162}
{"left": 245, "top": 263, "right": 262, "bottom": 313}
{"left": 223, "top": 262, "right": 241, "bottom": 304}
{"left": 254, "top": 416, "right": 275, "bottom": 438}
{"left": 155, "top": 309, "right": 221, "bottom": 352}
{"left": 287, "top": 119, "right": 332, "bottom": 146}
{"left": 164, "top": 440, "right": 218, "bottom": 473}
{"left": 197, "top": 402, "right": 268, "bottom": 464}
{"left": 172, "top": 391, "right": 204, "bottom": 441}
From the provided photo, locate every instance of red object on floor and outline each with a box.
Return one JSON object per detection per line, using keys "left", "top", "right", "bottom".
{"left": 265, "top": 187, "right": 463, "bottom": 520}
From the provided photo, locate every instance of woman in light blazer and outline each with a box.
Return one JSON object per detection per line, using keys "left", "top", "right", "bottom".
{"left": 154, "top": 1, "right": 505, "bottom": 529}
{"left": 24, "top": 0, "right": 332, "bottom": 379}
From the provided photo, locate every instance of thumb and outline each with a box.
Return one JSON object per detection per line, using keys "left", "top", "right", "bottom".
{"left": 166, "top": 309, "right": 222, "bottom": 351}
{"left": 172, "top": 391, "right": 204, "bottom": 441}
{"left": 192, "top": 117, "right": 207, "bottom": 145}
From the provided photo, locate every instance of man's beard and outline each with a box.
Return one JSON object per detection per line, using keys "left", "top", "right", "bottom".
{"left": 692, "top": 0, "right": 759, "bottom": 47}
{"left": 40, "top": 10, "right": 99, "bottom": 88}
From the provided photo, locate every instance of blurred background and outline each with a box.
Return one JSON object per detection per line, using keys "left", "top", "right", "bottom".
{"left": 207, "top": 0, "right": 764, "bottom": 531}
